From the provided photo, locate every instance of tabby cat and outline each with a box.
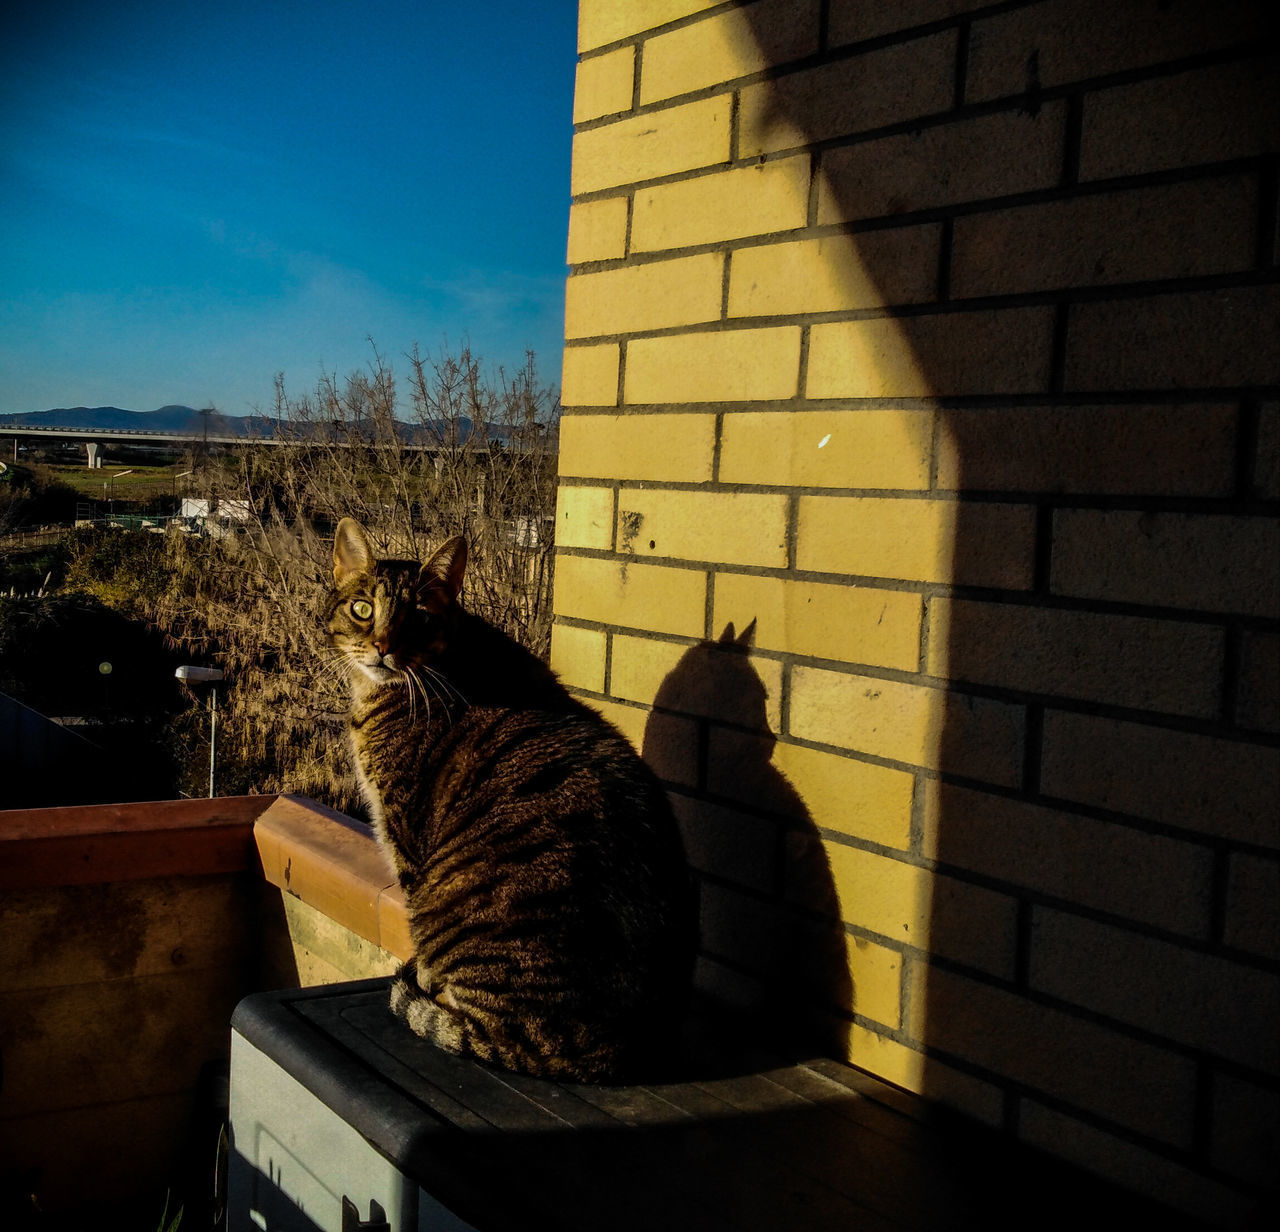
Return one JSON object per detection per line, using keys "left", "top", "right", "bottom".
{"left": 325, "top": 517, "right": 695, "bottom": 1082}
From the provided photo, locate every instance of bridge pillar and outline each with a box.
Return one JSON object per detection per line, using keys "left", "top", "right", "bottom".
{"left": 85, "top": 441, "right": 101, "bottom": 469}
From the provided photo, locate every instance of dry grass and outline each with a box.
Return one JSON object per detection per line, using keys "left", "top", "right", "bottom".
{"left": 141, "top": 346, "right": 560, "bottom": 808}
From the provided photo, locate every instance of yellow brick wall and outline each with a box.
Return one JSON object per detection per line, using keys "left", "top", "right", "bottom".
{"left": 557, "top": 1, "right": 1279, "bottom": 1223}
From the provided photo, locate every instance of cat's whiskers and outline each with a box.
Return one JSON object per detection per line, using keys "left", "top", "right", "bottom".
{"left": 313, "top": 651, "right": 354, "bottom": 693}
{"left": 419, "top": 666, "right": 465, "bottom": 722}
{"left": 315, "top": 647, "right": 353, "bottom": 686}
{"left": 403, "top": 666, "right": 431, "bottom": 726}
{"left": 424, "top": 664, "right": 469, "bottom": 708}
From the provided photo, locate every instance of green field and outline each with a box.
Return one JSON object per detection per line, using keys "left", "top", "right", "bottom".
{"left": 38, "top": 462, "right": 193, "bottom": 502}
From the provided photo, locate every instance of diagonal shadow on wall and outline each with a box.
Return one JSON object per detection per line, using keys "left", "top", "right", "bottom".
{"left": 715, "top": 3, "right": 1280, "bottom": 1220}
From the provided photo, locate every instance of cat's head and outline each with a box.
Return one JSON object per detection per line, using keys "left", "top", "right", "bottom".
{"left": 326, "top": 517, "right": 467, "bottom": 688}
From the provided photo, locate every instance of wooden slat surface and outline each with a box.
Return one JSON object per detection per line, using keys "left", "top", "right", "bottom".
{"left": 232, "top": 980, "right": 1206, "bottom": 1232}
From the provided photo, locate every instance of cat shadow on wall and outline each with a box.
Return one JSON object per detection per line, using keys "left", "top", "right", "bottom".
{"left": 641, "top": 623, "right": 853, "bottom": 1059}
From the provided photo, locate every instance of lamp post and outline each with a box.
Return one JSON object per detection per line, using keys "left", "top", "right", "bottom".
{"left": 175, "top": 665, "right": 225, "bottom": 797}
{"left": 109, "top": 469, "right": 134, "bottom": 520}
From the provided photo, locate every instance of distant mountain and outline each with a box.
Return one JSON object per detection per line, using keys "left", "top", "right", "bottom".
{"left": 0, "top": 405, "right": 260, "bottom": 436}
{"left": 0, "top": 404, "right": 522, "bottom": 445}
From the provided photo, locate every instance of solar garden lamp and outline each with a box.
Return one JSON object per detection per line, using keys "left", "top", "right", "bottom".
{"left": 175, "top": 665, "right": 225, "bottom": 797}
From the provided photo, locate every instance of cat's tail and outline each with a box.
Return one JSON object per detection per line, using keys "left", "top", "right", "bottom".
{"left": 388, "top": 961, "right": 484, "bottom": 1060}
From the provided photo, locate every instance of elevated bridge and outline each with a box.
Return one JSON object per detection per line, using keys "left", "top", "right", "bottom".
{"left": 0, "top": 423, "right": 505, "bottom": 466}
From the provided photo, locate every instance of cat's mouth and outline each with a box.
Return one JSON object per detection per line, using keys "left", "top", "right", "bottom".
{"left": 355, "top": 653, "right": 406, "bottom": 684}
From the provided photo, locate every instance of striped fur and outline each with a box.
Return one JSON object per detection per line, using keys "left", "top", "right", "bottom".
{"left": 326, "top": 519, "right": 695, "bottom": 1081}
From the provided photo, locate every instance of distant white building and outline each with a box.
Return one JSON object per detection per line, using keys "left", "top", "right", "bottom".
{"left": 180, "top": 498, "right": 252, "bottom": 523}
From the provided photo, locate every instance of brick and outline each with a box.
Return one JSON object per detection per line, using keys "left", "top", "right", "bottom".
{"left": 966, "top": 0, "right": 1268, "bottom": 102}
{"left": 917, "top": 965, "right": 1197, "bottom": 1146}
{"left": 721, "top": 408, "right": 934, "bottom": 490}
{"left": 1065, "top": 284, "right": 1280, "bottom": 392}
{"left": 796, "top": 495, "right": 1036, "bottom": 589}
{"left": 695, "top": 883, "right": 855, "bottom": 1027}
{"left": 1051, "top": 509, "right": 1280, "bottom": 618}
{"left": 631, "top": 156, "right": 809, "bottom": 252}
{"left": 951, "top": 176, "right": 1257, "bottom": 298}
{"left": 1040, "top": 710, "right": 1280, "bottom": 848}
{"left": 1081, "top": 57, "right": 1280, "bottom": 180}
{"left": 922, "top": 780, "right": 1213, "bottom": 936}
{"left": 583, "top": 695, "right": 651, "bottom": 752}
{"left": 553, "top": 483, "right": 614, "bottom": 550}
{"left": 638, "top": 704, "right": 700, "bottom": 786}
{"left": 739, "top": 30, "right": 956, "bottom": 156}
{"left": 1029, "top": 907, "right": 1280, "bottom": 1075}
{"left": 836, "top": 1014, "right": 1005, "bottom": 1126}
{"left": 639, "top": 0, "right": 820, "bottom": 105}
{"left": 566, "top": 197, "right": 629, "bottom": 264}
{"left": 935, "top": 403, "right": 1237, "bottom": 497}
{"left": 707, "top": 731, "right": 915, "bottom": 849}
{"left": 1237, "top": 629, "right": 1280, "bottom": 734}
{"left": 728, "top": 226, "right": 941, "bottom": 316}
{"left": 807, "top": 306, "right": 1054, "bottom": 399}
{"left": 1019, "top": 1100, "right": 1255, "bottom": 1227}
{"left": 704, "top": 727, "right": 817, "bottom": 820}
{"left": 820, "top": 841, "right": 1017, "bottom": 976}
{"left": 549, "top": 622, "right": 607, "bottom": 694}
{"left": 564, "top": 252, "right": 723, "bottom": 338}
{"left": 571, "top": 95, "right": 731, "bottom": 194}
{"left": 578, "top": 0, "right": 719, "bottom": 52}
{"left": 694, "top": 951, "right": 766, "bottom": 1011}
{"left": 790, "top": 665, "right": 1024, "bottom": 786}
{"left": 1224, "top": 852, "right": 1280, "bottom": 961}
{"left": 574, "top": 45, "right": 635, "bottom": 123}
{"left": 713, "top": 571, "right": 923, "bottom": 670}
{"left": 558, "top": 411, "right": 715, "bottom": 483}
{"left": 552, "top": 554, "right": 706, "bottom": 637}
{"left": 845, "top": 934, "right": 904, "bottom": 1027}
{"left": 696, "top": 884, "right": 769, "bottom": 980}
{"left": 611, "top": 633, "right": 783, "bottom": 732}
{"left": 1256, "top": 402, "right": 1280, "bottom": 500}
{"left": 1211, "top": 1072, "right": 1280, "bottom": 1189}
{"left": 675, "top": 796, "right": 780, "bottom": 895}
{"left": 618, "top": 489, "right": 789, "bottom": 567}
{"left": 830, "top": 0, "right": 989, "bottom": 45}
{"left": 927, "top": 597, "right": 1224, "bottom": 718}
{"left": 648, "top": 626, "right": 781, "bottom": 725}
{"left": 843, "top": 1022, "right": 925, "bottom": 1093}
{"left": 625, "top": 326, "right": 802, "bottom": 403}
{"left": 819, "top": 103, "right": 1066, "bottom": 222}
{"left": 560, "top": 343, "right": 619, "bottom": 407}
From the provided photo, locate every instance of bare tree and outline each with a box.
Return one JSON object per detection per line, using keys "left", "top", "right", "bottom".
{"left": 150, "top": 343, "right": 559, "bottom": 808}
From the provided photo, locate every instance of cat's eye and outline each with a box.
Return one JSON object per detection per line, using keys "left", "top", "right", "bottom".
{"left": 350, "top": 600, "right": 373, "bottom": 621}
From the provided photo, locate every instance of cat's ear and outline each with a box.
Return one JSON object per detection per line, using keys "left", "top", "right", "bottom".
{"left": 420, "top": 536, "right": 467, "bottom": 601}
{"left": 333, "top": 518, "right": 373, "bottom": 584}
{"left": 716, "top": 619, "right": 756, "bottom": 648}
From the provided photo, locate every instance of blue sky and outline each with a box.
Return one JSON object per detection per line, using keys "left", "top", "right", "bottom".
{"left": 0, "top": 1, "right": 577, "bottom": 416}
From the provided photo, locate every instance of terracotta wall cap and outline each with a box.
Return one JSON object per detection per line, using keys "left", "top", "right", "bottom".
{"left": 0, "top": 794, "right": 272, "bottom": 889}
{"left": 253, "top": 794, "right": 407, "bottom": 957}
